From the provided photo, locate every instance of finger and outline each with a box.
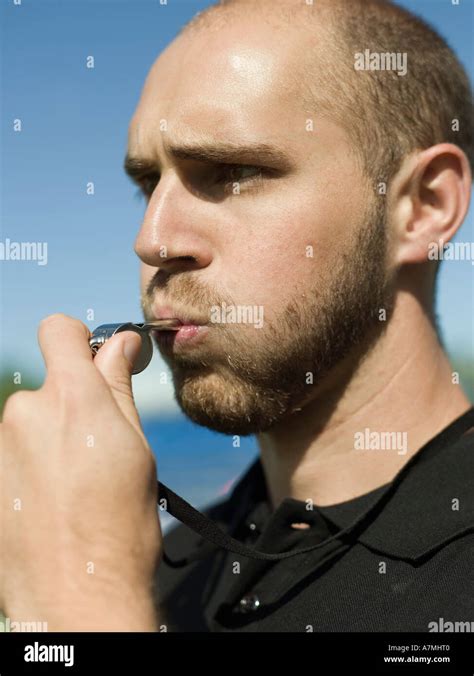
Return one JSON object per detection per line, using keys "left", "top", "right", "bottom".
{"left": 92, "top": 330, "right": 144, "bottom": 434}
{"left": 38, "top": 313, "right": 94, "bottom": 376}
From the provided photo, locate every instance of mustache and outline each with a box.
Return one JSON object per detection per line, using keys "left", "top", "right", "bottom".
{"left": 141, "top": 271, "right": 234, "bottom": 321}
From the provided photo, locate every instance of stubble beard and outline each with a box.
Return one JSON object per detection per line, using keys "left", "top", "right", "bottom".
{"left": 144, "top": 198, "right": 394, "bottom": 435}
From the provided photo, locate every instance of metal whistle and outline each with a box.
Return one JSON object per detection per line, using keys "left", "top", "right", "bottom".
{"left": 89, "top": 320, "right": 181, "bottom": 375}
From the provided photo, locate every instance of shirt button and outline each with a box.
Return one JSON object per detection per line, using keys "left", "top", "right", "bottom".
{"left": 248, "top": 522, "right": 257, "bottom": 531}
{"left": 290, "top": 522, "right": 311, "bottom": 530}
{"left": 238, "top": 594, "right": 261, "bottom": 613}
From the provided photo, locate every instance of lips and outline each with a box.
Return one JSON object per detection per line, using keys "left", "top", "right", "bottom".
{"left": 152, "top": 304, "right": 207, "bottom": 327}
{"left": 151, "top": 303, "right": 210, "bottom": 348}
{"left": 154, "top": 322, "right": 209, "bottom": 348}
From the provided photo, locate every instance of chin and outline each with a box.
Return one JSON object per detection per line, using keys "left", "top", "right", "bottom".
{"left": 172, "top": 369, "right": 292, "bottom": 436}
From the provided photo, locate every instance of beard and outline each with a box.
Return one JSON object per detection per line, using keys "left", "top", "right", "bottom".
{"left": 142, "top": 197, "right": 394, "bottom": 435}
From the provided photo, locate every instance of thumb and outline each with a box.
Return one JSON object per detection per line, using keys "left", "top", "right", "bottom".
{"left": 93, "top": 330, "right": 144, "bottom": 435}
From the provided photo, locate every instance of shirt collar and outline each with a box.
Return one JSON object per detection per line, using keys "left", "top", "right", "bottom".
{"left": 228, "top": 407, "right": 474, "bottom": 562}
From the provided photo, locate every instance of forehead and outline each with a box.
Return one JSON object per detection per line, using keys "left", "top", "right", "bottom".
{"left": 128, "top": 21, "right": 311, "bottom": 152}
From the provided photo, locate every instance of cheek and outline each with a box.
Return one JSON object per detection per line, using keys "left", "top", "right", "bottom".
{"left": 221, "top": 208, "right": 323, "bottom": 309}
{"left": 220, "top": 182, "right": 365, "bottom": 311}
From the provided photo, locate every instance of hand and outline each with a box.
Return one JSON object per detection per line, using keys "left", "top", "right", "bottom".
{"left": 0, "top": 314, "right": 162, "bottom": 631}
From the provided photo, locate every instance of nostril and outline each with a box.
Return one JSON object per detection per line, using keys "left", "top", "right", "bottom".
{"left": 158, "top": 255, "right": 200, "bottom": 273}
{"left": 175, "top": 255, "right": 198, "bottom": 264}
{"left": 159, "top": 254, "right": 196, "bottom": 263}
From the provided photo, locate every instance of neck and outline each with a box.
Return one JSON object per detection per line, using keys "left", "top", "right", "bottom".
{"left": 257, "top": 292, "right": 471, "bottom": 509}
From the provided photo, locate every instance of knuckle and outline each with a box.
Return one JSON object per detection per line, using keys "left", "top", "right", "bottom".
{"left": 39, "top": 312, "right": 69, "bottom": 327}
{"left": 39, "top": 314, "right": 88, "bottom": 336}
{"left": 109, "top": 374, "right": 134, "bottom": 398}
{"left": 2, "top": 390, "right": 36, "bottom": 423}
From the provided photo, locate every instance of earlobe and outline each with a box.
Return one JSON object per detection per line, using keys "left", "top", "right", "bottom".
{"left": 392, "top": 144, "right": 471, "bottom": 267}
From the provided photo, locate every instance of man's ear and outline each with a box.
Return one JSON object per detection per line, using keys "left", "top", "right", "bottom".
{"left": 390, "top": 143, "right": 471, "bottom": 266}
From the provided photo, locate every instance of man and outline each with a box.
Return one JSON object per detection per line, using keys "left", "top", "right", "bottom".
{"left": 0, "top": 0, "right": 472, "bottom": 632}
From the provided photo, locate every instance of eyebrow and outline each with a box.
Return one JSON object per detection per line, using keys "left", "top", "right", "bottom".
{"left": 124, "top": 140, "right": 294, "bottom": 179}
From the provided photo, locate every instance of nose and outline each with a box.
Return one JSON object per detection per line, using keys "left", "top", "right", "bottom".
{"left": 134, "top": 172, "right": 213, "bottom": 274}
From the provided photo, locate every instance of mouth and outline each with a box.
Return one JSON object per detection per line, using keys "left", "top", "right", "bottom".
{"left": 151, "top": 305, "right": 210, "bottom": 348}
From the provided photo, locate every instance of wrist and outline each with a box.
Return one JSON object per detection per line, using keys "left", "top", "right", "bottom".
{"left": 6, "top": 583, "right": 159, "bottom": 632}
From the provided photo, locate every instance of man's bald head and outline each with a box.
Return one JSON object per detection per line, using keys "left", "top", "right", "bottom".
{"left": 181, "top": 0, "right": 312, "bottom": 35}
{"left": 130, "top": 0, "right": 471, "bottom": 434}
{"left": 180, "top": 0, "right": 473, "bottom": 185}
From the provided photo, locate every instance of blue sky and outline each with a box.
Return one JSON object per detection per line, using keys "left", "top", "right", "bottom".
{"left": 1, "top": 0, "right": 472, "bottom": 416}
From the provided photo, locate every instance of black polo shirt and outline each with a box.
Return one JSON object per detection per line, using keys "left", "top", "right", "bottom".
{"left": 156, "top": 408, "right": 474, "bottom": 632}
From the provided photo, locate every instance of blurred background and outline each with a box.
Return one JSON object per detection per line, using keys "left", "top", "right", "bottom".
{"left": 1, "top": 0, "right": 472, "bottom": 528}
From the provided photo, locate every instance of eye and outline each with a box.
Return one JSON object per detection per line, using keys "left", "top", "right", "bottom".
{"left": 215, "top": 164, "right": 264, "bottom": 186}
{"left": 133, "top": 164, "right": 266, "bottom": 202}
{"left": 135, "top": 173, "right": 160, "bottom": 200}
